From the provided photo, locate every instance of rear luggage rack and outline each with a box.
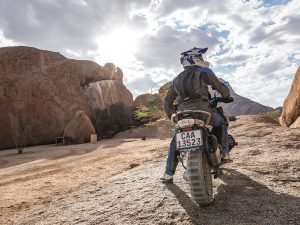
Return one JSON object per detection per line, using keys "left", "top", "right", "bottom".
{"left": 171, "top": 110, "right": 211, "bottom": 125}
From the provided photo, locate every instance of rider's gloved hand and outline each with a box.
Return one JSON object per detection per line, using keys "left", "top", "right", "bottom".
{"left": 223, "top": 96, "right": 234, "bottom": 103}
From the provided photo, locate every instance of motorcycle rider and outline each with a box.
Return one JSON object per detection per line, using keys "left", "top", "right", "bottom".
{"left": 160, "top": 47, "right": 233, "bottom": 183}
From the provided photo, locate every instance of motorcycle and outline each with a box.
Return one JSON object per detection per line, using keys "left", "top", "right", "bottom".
{"left": 170, "top": 97, "right": 237, "bottom": 206}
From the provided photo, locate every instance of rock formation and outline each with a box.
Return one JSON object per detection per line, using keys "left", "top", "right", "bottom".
{"left": 133, "top": 93, "right": 163, "bottom": 110}
{"left": 85, "top": 80, "right": 133, "bottom": 138}
{"left": 0, "top": 46, "right": 133, "bottom": 150}
{"left": 158, "top": 80, "right": 273, "bottom": 116}
{"left": 63, "top": 111, "right": 96, "bottom": 144}
{"left": 158, "top": 82, "right": 171, "bottom": 99}
{"left": 290, "top": 117, "right": 300, "bottom": 128}
{"left": 280, "top": 67, "right": 300, "bottom": 128}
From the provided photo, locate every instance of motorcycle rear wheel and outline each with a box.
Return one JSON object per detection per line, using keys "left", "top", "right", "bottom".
{"left": 187, "top": 151, "right": 213, "bottom": 206}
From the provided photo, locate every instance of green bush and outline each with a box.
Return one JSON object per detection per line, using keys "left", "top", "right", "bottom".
{"left": 134, "top": 106, "right": 151, "bottom": 122}
{"left": 134, "top": 105, "right": 164, "bottom": 125}
{"left": 145, "top": 120, "right": 161, "bottom": 127}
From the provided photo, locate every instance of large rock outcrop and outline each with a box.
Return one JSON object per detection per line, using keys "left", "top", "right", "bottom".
{"left": 158, "top": 80, "right": 273, "bottom": 116}
{"left": 133, "top": 93, "right": 163, "bottom": 110}
{"left": 0, "top": 46, "right": 133, "bottom": 149}
{"left": 290, "top": 117, "right": 300, "bottom": 128}
{"left": 280, "top": 67, "right": 300, "bottom": 128}
{"left": 63, "top": 111, "right": 96, "bottom": 144}
{"left": 158, "top": 82, "right": 170, "bottom": 99}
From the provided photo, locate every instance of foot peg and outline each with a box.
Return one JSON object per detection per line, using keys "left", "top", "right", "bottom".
{"left": 212, "top": 167, "right": 221, "bottom": 179}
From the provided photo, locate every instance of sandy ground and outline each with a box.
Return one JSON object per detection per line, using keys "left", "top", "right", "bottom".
{"left": 0, "top": 137, "right": 170, "bottom": 224}
{"left": 1, "top": 115, "right": 300, "bottom": 225}
{"left": 13, "top": 160, "right": 300, "bottom": 225}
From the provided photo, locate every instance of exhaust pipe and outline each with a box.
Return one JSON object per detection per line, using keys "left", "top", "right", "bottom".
{"left": 207, "top": 135, "right": 221, "bottom": 166}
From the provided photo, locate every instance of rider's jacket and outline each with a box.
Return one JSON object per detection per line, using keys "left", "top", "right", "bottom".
{"left": 164, "top": 66, "right": 230, "bottom": 120}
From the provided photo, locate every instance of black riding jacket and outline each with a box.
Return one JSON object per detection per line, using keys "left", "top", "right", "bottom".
{"left": 164, "top": 66, "right": 230, "bottom": 119}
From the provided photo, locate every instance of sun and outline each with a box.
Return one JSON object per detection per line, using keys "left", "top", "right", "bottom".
{"left": 95, "top": 27, "right": 140, "bottom": 67}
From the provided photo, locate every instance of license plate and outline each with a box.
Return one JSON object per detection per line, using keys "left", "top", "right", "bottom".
{"left": 176, "top": 130, "right": 202, "bottom": 149}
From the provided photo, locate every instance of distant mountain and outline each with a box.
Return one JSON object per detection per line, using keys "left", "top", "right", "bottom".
{"left": 158, "top": 79, "right": 273, "bottom": 116}
{"left": 218, "top": 78, "right": 274, "bottom": 116}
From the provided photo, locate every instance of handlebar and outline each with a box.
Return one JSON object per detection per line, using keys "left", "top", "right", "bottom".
{"left": 209, "top": 97, "right": 233, "bottom": 108}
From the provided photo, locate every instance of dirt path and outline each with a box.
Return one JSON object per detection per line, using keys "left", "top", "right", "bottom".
{"left": 0, "top": 138, "right": 170, "bottom": 224}
{"left": 12, "top": 159, "right": 299, "bottom": 225}
{"left": 2, "top": 115, "right": 300, "bottom": 224}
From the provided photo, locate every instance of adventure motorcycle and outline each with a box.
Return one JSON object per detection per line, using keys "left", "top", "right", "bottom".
{"left": 171, "top": 97, "right": 237, "bottom": 206}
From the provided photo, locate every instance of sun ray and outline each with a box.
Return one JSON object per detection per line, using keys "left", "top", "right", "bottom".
{"left": 95, "top": 27, "right": 140, "bottom": 67}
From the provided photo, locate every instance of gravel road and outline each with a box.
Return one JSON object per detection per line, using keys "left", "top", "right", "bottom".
{"left": 13, "top": 158, "right": 299, "bottom": 225}
{"left": 7, "top": 116, "right": 300, "bottom": 224}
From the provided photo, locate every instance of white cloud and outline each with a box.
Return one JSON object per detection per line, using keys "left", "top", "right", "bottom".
{"left": 0, "top": 0, "right": 299, "bottom": 107}
{"left": 135, "top": 25, "right": 220, "bottom": 68}
{"left": 0, "top": 30, "right": 18, "bottom": 47}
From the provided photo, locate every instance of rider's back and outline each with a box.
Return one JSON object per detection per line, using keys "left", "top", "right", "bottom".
{"left": 171, "top": 66, "right": 230, "bottom": 113}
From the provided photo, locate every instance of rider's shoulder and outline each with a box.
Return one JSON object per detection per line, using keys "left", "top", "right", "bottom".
{"left": 195, "top": 66, "right": 213, "bottom": 74}
{"left": 173, "top": 71, "right": 185, "bottom": 80}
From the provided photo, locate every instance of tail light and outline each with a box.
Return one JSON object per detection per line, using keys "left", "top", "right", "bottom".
{"left": 182, "top": 127, "right": 193, "bottom": 132}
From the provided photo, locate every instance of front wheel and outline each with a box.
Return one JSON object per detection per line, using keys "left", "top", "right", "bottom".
{"left": 187, "top": 150, "right": 213, "bottom": 206}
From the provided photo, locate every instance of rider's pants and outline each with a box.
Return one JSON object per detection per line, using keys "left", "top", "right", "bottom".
{"left": 165, "top": 110, "right": 229, "bottom": 176}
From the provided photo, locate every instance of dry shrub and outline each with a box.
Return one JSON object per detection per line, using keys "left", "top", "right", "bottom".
{"left": 261, "top": 110, "right": 281, "bottom": 124}
{"left": 9, "top": 113, "right": 31, "bottom": 153}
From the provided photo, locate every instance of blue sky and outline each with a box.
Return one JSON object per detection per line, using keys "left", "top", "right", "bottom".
{"left": 263, "top": 0, "right": 292, "bottom": 6}
{"left": 0, "top": 0, "right": 299, "bottom": 107}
